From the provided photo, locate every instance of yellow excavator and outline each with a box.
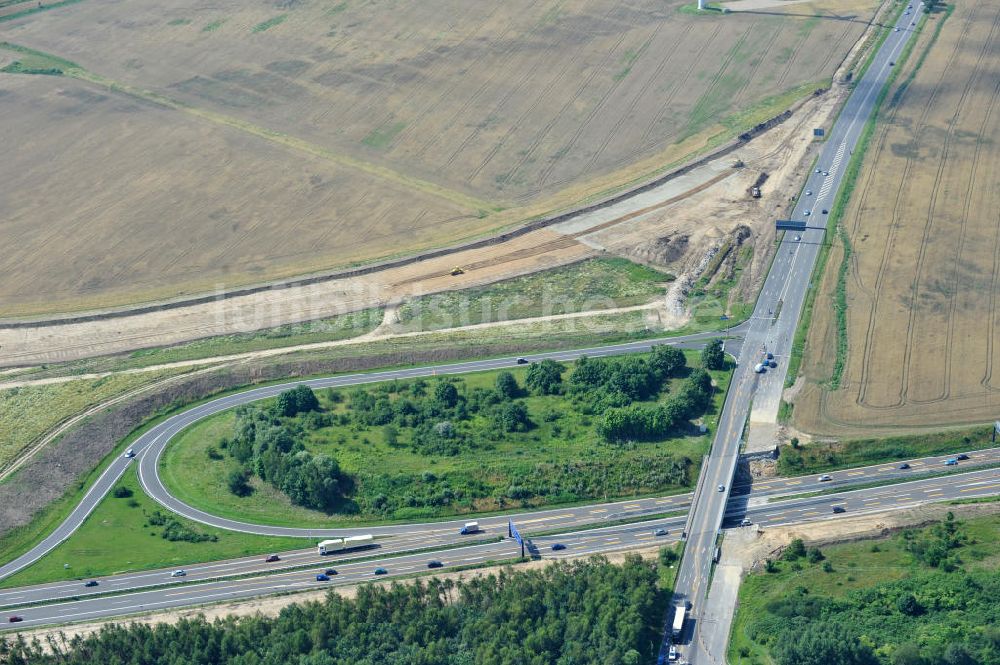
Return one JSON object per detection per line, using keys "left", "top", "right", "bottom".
{"left": 449, "top": 266, "right": 465, "bottom": 276}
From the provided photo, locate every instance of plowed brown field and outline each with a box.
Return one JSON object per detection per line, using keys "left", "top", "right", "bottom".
{"left": 0, "top": 0, "right": 875, "bottom": 315}
{"left": 793, "top": 0, "right": 1000, "bottom": 433}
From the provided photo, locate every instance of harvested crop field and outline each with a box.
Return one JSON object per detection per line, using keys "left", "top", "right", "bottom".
{"left": 0, "top": 0, "right": 876, "bottom": 315}
{"left": 793, "top": 0, "right": 1000, "bottom": 433}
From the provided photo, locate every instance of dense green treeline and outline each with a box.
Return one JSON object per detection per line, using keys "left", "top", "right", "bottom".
{"left": 733, "top": 514, "right": 1000, "bottom": 665}
{"left": 0, "top": 556, "right": 666, "bottom": 665}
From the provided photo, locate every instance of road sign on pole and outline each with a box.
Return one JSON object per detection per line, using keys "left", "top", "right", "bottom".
{"left": 776, "top": 220, "right": 808, "bottom": 232}
{"left": 509, "top": 520, "right": 524, "bottom": 558}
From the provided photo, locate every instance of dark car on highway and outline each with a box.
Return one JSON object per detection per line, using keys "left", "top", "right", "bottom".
{"left": 957, "top": 454, "right": 970, "bottom": 461}
{"left": 832, "top": 506, "right": 846, "bottom": 514}
{"left": 315, "top": 574, "right": 330, "bottom": 582}
{"left": 551, "top": 543, "right": 566, "bottom": 551}
{"left": 84, "top": 580, "right": 98, "bottom": 587}
{"left": 8, "top": 616, "right": 23, "bottom": 623}
{"left": 427, "top": 560, "right": 444, "bottom": 569}
{"left": 899, "top": 463, "right": 910, "bottom": 470}
{"left": 324, "top": 569, "right": 337, "bottom": 576}
{"left": 374, "top": 567, "right": 388, "bottom": 575}
{"left": 265, "top": 554, "right": 280, "bottom": 563}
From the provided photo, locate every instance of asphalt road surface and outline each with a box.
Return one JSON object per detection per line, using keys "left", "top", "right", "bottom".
{"left": 0, "top": 331, "right": 734, "bottom": 583}
{"left": 3, "top": 466, "right": 997, "bottom": 632}
{"left": 669, "top": 8, "right": 922, "bottom": 665}
{"left": 2, "top": 447, "right": 996, "bottom": 612}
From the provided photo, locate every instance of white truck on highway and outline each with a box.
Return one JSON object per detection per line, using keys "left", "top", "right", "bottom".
{"left": 317, "top": 535, "right": 374, "bottom": 555}
{"left": 460, "top": 521, "right": 480, "bottom": 535}
{"left": 671, "top": 604, "right": 687, "bottom": 640}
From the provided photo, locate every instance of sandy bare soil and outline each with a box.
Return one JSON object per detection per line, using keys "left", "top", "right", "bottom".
{"left": 792, "top": 1, "right": 1000, "bottom": 434}
{"left": 0, "top": 0, "right": 876, "bottom": 315}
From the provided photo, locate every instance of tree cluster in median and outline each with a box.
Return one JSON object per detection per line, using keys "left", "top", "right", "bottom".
{"left": 0, "top": 556, "right": 666, "bottom": 665}
{"left": 223, "top": 389, "right": 351, "bottom": 512}
{"left": 213, "top": 348, "right": 719, "bottom": 517}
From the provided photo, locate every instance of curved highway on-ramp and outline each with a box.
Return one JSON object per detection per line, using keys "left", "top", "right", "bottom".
{"left": 0, "top": 329, "right": 737, "bottom": 582}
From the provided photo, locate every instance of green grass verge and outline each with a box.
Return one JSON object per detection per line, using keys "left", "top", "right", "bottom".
{"left": 658, "top": 541, "right": 685, "bottom": 591}
{"left": 121, "top": 307, "right": 382, "bottom": 369}
{"left": 949, "top": 495, "right": 1000, "bottom": 507}
{"left": 778, "top": 424, "right": 996, "bottom": 476}
{"left": 0, "top": 468, "right": 307, "bottom": 588}
{"left": 395, "top": 258, "right": 673, "bottom": 332}
{"left": 161, "top": 352, "right": 733, "bottom": 527}
{"left": 0, "top": 370, "right": 188, "bottom": 472}
{"left": 728, "top": 512, "right": 1000, "bottom": 665}
{"left": 0, "top": 41, "right": 81, "bottom": 74}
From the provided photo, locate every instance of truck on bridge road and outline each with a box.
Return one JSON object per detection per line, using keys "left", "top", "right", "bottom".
{"left": 671, "top": 604, "right": 687, "bottom": 640}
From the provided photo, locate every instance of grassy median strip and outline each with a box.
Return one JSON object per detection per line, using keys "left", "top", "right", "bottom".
{"left": 527, "top": 510, "right": 688, "bottom": 539}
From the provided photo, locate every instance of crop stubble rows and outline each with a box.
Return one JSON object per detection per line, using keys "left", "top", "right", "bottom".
{"left": 796, "top": 0, "right": 1000, "bottom": 432}
{"left": 0, "top": 0, "right": 873, "bottom": 315}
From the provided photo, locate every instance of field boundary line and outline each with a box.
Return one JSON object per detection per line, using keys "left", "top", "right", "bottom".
{"left": 0, "top": 99, "right": 800, "bottom": 331}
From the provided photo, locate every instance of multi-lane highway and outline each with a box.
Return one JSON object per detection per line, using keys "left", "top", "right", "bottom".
{"left": 4, "top": 442, "right": 995, "bottom": 615}
{"left": 669, "top": 7, "right": 923, "bottom": 664}
{"left": 3, "top": 465, "right": 997, "bottom": 631}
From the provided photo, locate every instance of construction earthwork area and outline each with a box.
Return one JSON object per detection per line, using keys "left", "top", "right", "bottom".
{"left": 0, "top": 0, "right": 877, "bottom": 317}
{"left": 791, "top": 0, "right": 1000, "bottom": 434}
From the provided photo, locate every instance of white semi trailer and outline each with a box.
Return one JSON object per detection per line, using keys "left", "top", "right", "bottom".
{"left": 317, "top": 534, "right": 374, "bottom": 555}
{"left": 671, "top": 605, "right": 687, "bottom": 640}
